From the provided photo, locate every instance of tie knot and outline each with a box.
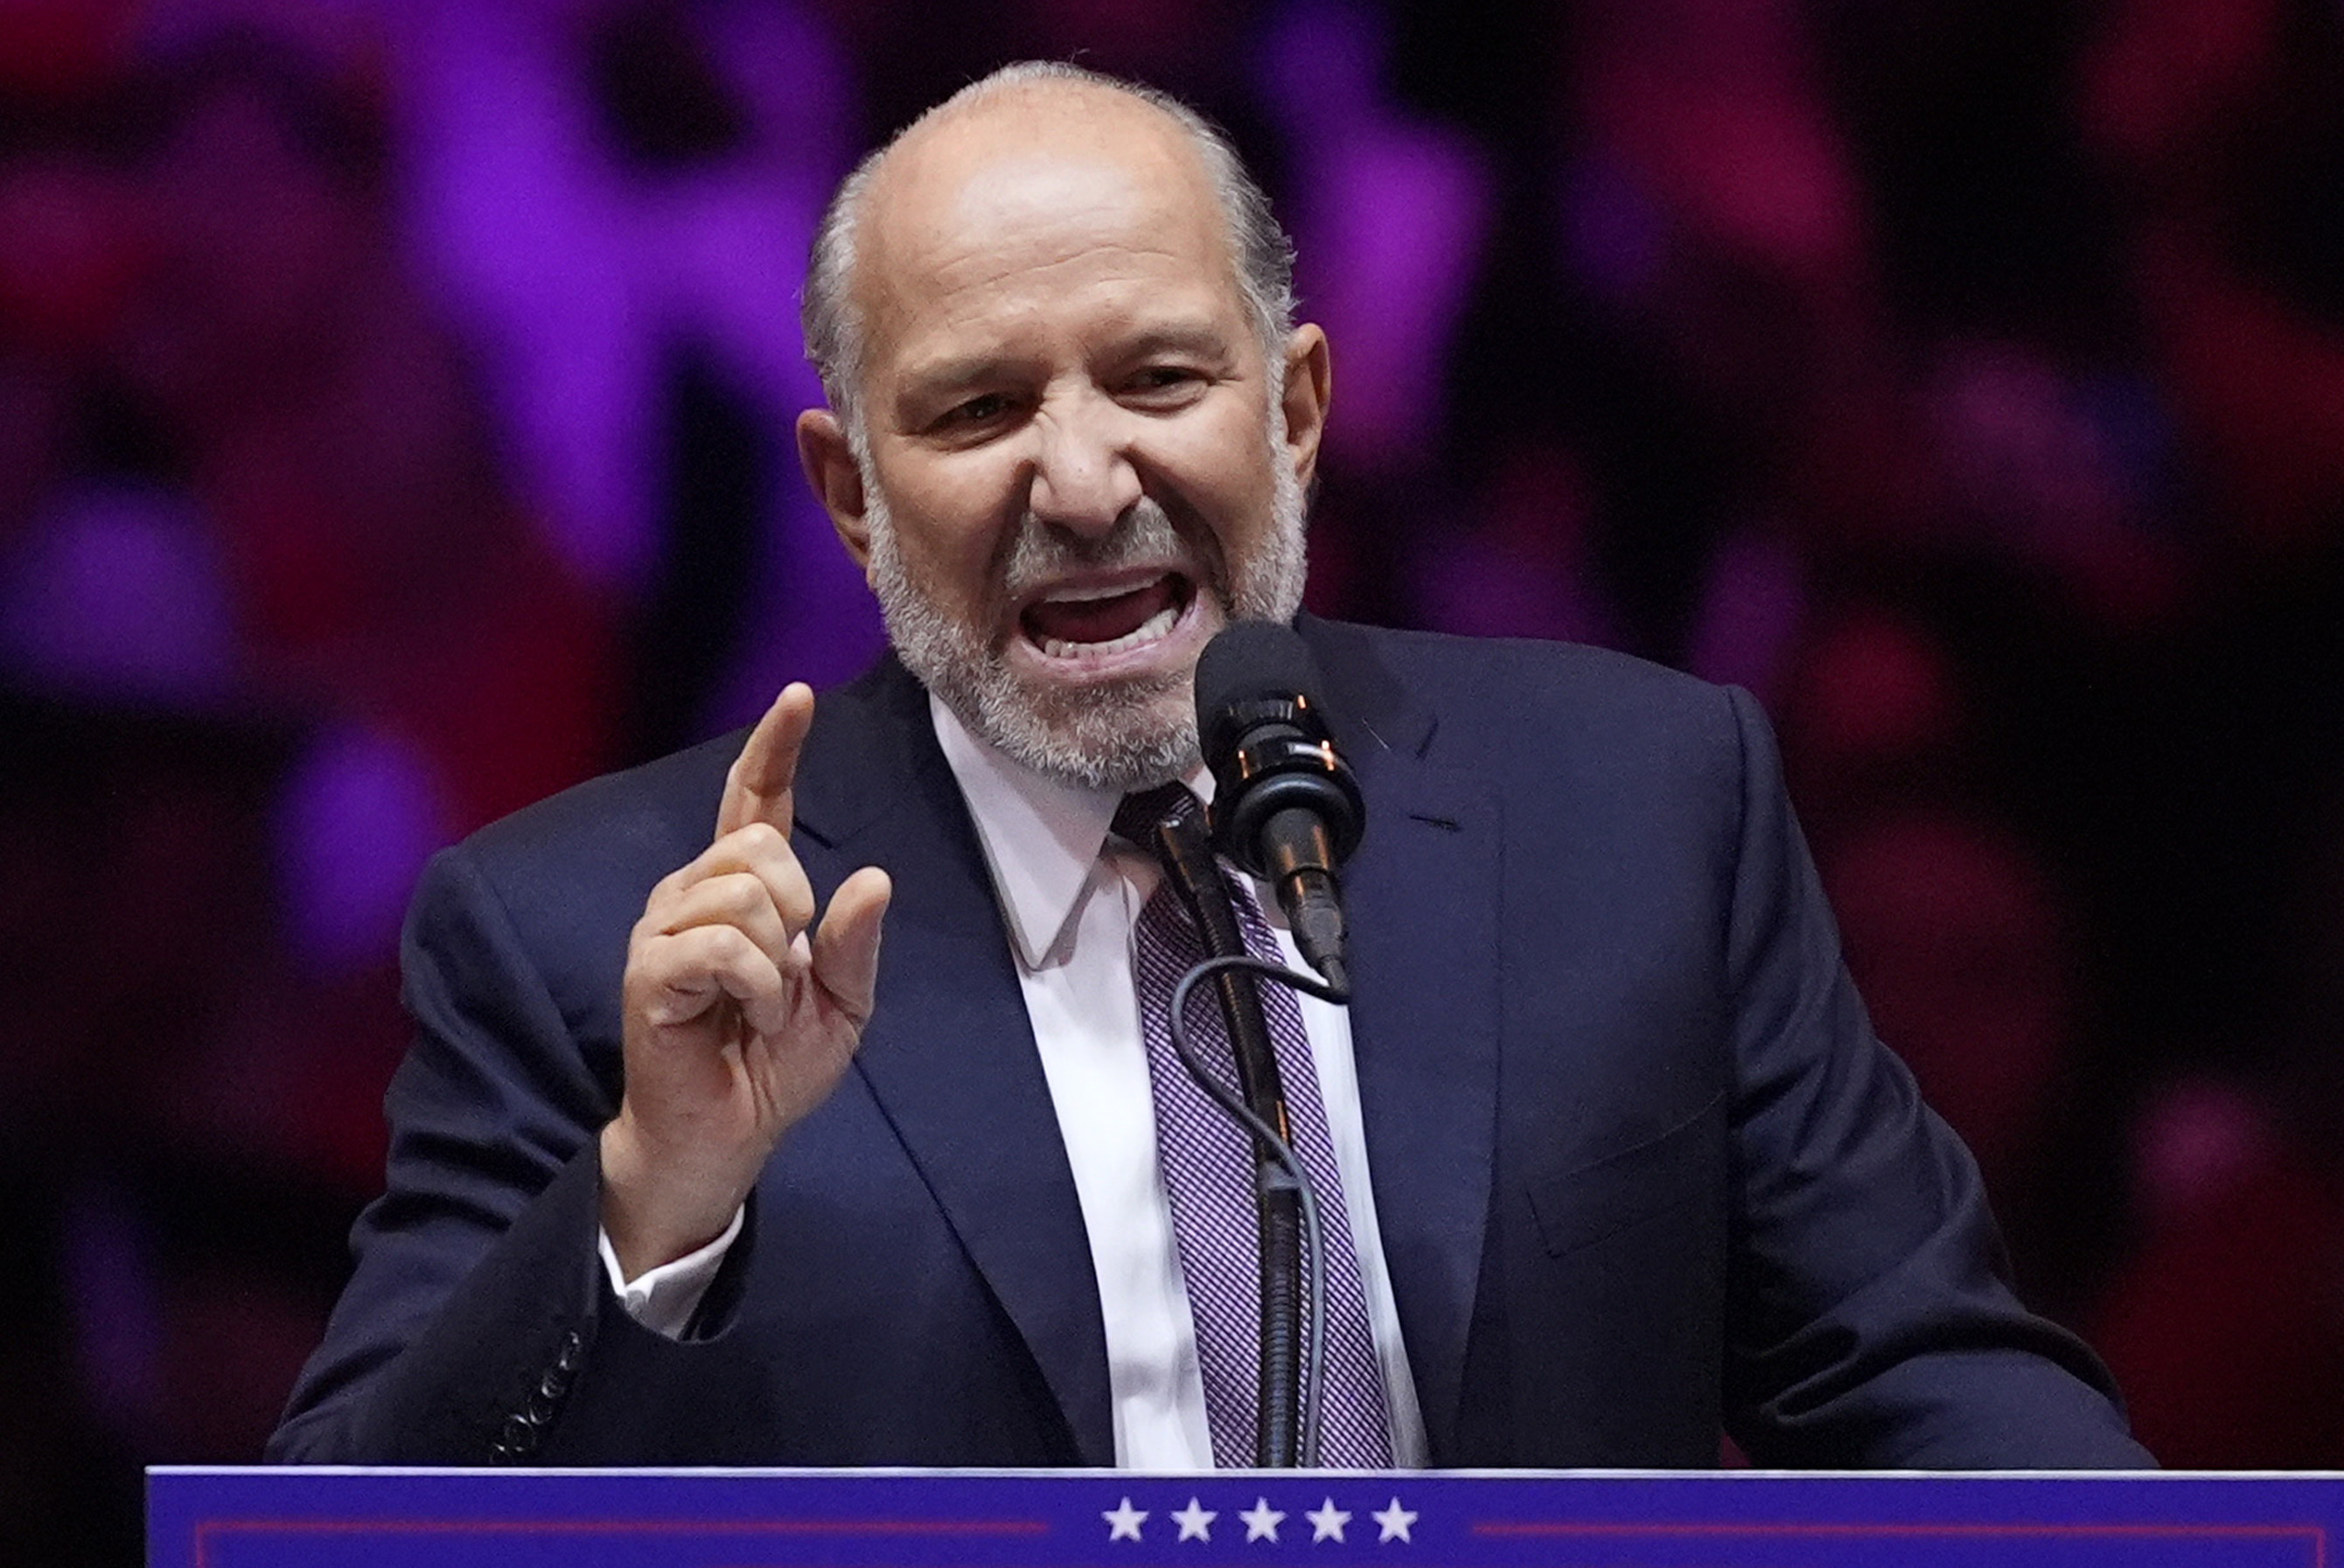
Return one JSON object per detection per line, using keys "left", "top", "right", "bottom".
{"left": 1113, "top": 782, "right": 1205, "bottom": 853}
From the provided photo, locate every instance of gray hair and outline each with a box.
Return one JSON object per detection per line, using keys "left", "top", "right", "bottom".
{"left": 800, "top": 60, "right": 1297, "bottom": 433}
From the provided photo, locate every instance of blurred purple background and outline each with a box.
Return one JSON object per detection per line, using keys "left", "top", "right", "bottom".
{"left": 5, "top": 0, "right": 2344, "bottom": 1552}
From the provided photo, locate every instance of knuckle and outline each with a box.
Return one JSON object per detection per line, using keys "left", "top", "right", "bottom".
{"left": 702, "top": 870, "right": 760, "bottom": 918}
{"left": 736, "top": 820, "right": 787, "bottom": 855}
{"left": 625, "top": 923, "right": 677, "bottom": 970}
{"left": 708, "top": 923, "right": 757, "bottom": 965}
{"left": 665, "top": 872, "right": 762, "bottom": 934}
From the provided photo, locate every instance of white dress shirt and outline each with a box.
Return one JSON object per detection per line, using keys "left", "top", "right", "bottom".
{"left": 602, "top": 694, "right": 1427, "bottom": 1468}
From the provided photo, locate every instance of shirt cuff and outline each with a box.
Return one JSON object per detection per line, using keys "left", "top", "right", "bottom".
{"left": 597, "top": 1207, "right": 744, "bottom": 1340}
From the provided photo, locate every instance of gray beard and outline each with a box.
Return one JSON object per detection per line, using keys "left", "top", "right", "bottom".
{"left": 864, "top": 455, "right": 1308, "bottom": 793}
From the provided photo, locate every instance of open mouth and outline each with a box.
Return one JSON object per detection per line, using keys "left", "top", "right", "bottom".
{"left": 1018, "top": 572, "right": 1196, "bottom": 661}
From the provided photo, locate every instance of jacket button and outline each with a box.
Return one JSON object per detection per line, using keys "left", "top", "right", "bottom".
{"left": 493, "top": 1412, "right": 539, "bottom": 1462}
{"left": 554, "top": 1330, "right": 584, "bottom": 1374}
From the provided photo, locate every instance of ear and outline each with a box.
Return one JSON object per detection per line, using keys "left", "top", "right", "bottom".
{"left": 1278, "top": 324, "right": 1332, "bottom": 491}
{"left": 796, "top": 408, "right": 873, "bottom": 573}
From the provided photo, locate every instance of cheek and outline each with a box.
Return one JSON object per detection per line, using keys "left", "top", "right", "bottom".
{"left": 1162, "top": 411, "right": 1283, "bottom": 546}
{"left": 878, "top": 466, "right": 1015, "bottom": 610}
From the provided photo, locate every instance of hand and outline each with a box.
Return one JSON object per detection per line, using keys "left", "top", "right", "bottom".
{"left": 600, "top": 683, "right": 891, "bottom": 1279}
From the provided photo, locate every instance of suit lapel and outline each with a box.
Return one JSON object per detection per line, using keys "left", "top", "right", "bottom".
{"left": 1306, "top": 620, "right": 1502, "bottom": 1465}
{"left": 794, "top": 662, "right": 1114, "bottom": 1465}
{"left": 785, "top": 631, "right": 1501, "bottom": 1468}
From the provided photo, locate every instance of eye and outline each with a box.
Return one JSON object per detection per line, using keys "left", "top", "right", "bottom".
{"left": 923, "top": 391, "right": 1020, "bottom": 442}
{"left": 940, "top": 392, "right": 1012, "bottom": 427}
{"left": 1121, "top": 365, "right": 1208, "bottom": 407}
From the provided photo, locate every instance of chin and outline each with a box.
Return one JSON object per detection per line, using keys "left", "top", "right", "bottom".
{"left": 973, "top": 668, "right": 1202, "bottom": 792}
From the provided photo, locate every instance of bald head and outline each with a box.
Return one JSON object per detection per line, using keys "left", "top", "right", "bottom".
{"left": 801, "top": 63, "right": 1295, "bottom": 433}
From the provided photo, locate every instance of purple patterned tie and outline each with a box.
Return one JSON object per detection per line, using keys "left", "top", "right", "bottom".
{"left": 1116, "top": 785, "right": 1393, "bottom": 1469}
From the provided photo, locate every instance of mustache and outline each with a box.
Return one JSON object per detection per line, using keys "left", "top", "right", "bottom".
{"left": 998, "top": 498, "right": 1201, "bottom": 599}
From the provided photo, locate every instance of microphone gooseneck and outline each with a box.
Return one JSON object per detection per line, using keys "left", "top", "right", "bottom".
{"left": 1116, "top": 785, "right": 1308, "bottom": 1467}
{"left": 1195, "top": 622, "right": 1364, "bottom": 993}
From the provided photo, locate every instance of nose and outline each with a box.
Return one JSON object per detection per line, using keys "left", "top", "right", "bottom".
{"left": 1026, "top": 391, "right": 1142, "bottom": 537}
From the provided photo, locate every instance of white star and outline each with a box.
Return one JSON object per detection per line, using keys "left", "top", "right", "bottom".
{"left": 1239, "top": 1497, "right": 1287, "bottom": 1542}
{"left": 1104, "top": 1497, "right": 1148, "bottom": 1542}
{"left": 1171, "top": 1497, "right": 1217, "bottom": 1542}
{"left": 1371, "top": 1498, "right": 1418, "bottom": 1544}
{"left": 1306, "top": 1498, "right": 1352, "bottom": 1543}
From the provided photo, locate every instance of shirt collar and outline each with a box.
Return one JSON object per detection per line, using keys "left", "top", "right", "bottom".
{"left": 928, "top": 692, "right": 1210, "bottom": 970}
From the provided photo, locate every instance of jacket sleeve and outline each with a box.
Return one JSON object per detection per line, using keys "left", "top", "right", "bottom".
{"left": 266, "top": 843, "right": 771, "bottom": 1466}
{"left": 1714, "top": 685, "right": 2152, "bottom": 1467}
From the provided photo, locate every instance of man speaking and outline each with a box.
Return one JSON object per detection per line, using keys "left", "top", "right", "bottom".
{"left": 269, "top": 63, "right": 2149, "bottom": 1470}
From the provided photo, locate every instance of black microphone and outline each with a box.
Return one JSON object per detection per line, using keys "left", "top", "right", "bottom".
{"left": 1195, "top": 621, "right": 1364, "bottom": 993}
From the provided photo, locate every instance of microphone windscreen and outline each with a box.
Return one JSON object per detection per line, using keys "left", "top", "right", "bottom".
{"left": 1195, "top": 621, "right": 1323, "bottom": 762}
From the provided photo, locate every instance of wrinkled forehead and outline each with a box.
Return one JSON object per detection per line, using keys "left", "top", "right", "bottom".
{"left": 852, "top": 84, "right": 1243, "bottom": 327}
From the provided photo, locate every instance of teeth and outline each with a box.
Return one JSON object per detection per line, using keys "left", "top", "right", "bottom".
{"left": 1038, "top": 602, "right": 1181, "bottom": 659}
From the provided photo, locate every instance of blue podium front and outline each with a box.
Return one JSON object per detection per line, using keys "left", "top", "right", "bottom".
{"left": 150, "top": 1469, "right": 2332, "bottom": 1567}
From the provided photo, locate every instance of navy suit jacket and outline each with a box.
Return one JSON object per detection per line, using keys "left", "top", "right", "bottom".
{"left": 270, "top": 619, "right": 2149, "bottom": 1468}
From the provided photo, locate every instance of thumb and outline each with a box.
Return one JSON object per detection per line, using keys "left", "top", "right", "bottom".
{"left": 810, "top": 867, "right": 892, "bottom": 1026}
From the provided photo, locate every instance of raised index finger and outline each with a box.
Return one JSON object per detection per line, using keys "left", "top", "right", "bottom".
{"left": 716, "top": 682, "right": 815, "bottom": 841}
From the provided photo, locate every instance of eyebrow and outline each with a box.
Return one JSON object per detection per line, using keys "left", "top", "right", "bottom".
{"left": 1113, "top": 321, "right": 1243, "bottom": 364}
{"left": 896, "top": 354, "right": 1022, "bottom": 401}
{"left": 897, "top": 318, "right": 1244, "bottom": 397}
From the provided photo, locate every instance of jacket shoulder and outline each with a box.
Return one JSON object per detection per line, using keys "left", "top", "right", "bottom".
{"left": 1304, "top": 618, "right": 1750, "bottom": 783}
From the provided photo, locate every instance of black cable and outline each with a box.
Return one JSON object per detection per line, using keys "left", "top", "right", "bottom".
{"left": 1168, "top": 952, "right": 1352, "bottom": 1467}
{"left": 1134, "top": 805, "right": 1307, "bottom": 1465}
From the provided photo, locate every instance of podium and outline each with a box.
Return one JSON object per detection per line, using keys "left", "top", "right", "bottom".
{"left": 150, "top": 1467, "right": 2334, "bottom": 1566}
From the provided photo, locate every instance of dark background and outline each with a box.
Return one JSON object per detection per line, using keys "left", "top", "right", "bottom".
{"left": 5, "top": 0, "right": 2343, "bottom": 1556}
